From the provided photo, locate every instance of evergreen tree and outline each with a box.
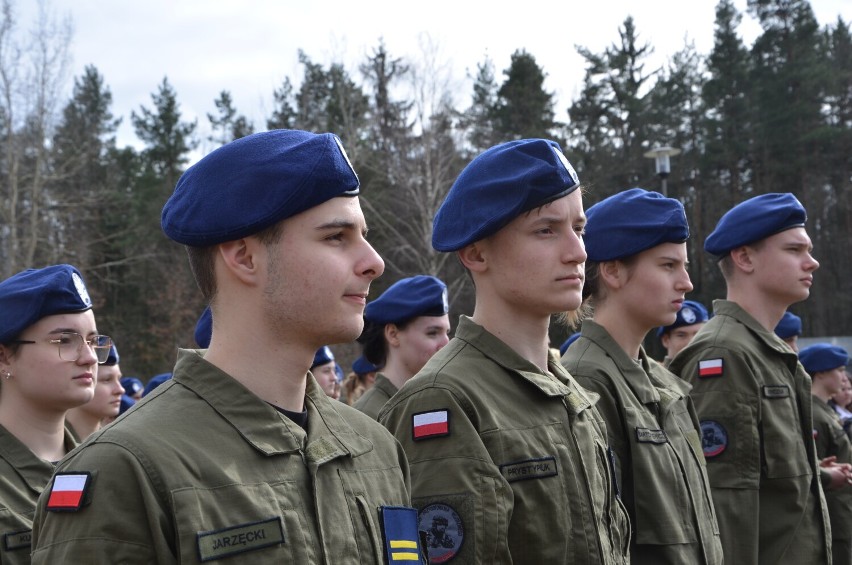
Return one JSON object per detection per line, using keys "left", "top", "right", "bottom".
{"left": 267, "top": 77, "right": 297, "bottom": 130}
{"left": 207, "top": 90, "right": 253, "bottom": 146}
{"left": 493, "top": 49, "right": 560, "bottom": 142}
{"left": 460, "top": 56, "right": 499, "bottom": 154}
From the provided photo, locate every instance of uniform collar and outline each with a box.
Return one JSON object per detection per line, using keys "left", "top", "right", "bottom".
{"left": 454, "top": 316, "right": 598, "bottom": 413}
{"left": 712, "top": 300, "right": 800, "bottom": 362}
{"left": 372, "top": 373, "right": 399, "bottom": 397}
{"left": 173, "top": 349, "right": 374, "bottom": 463}
{"left": 0, "top": 424, "right": 74, "bottom": 495}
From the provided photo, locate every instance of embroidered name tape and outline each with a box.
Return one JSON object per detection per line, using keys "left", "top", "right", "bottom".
{"left": 698, "top": 359, "right": 723, "bottom": 378}
{"left": 3, "top": 530, "right": 31, "bottom": 551}
{"left": 196, "top": 517, "right": 284, "bottom": 562}
{"left": 499, "top": 456, "right": 558, "bottom": 483}
{"left": 635, "top": 428, "right": 668, "bottom": 444}
{"left": 412, "top": 410, "right": 450, "bottom": 441}
{"left": 762, "top": 385, "right": 790, "bottom": 399}
{"left": 380, "top": 506, "right": 422, "bottom": 562}
{"left": 46, "top": 472, "right": 91, "bottom": 512}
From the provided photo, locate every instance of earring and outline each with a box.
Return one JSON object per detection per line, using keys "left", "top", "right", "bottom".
{"left": 2, "top": 371, "right": 10, "bottom": 380}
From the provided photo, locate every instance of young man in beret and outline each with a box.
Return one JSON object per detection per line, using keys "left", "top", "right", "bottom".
{"left": 32, "top": 130, "right": 424, "bottom": 564}
{"left": 656, "top": 299, "right": 709, "bottom": 367}
{"left": 802, "top": 343, "right": 852, "bottom": 565}
{"left": 379, "top": 139, "right": 630, "bottom": 564}
{"left": 670, "top": 192, "right": 842, "bottom": 564}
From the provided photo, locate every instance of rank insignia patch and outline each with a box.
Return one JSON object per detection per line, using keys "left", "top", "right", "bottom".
{"left": 412, "top": 410, "right": 449, "bottom": 441}
{"left": 379, "top": 506, "right": 422, "bottom": 563}
{"left": 418, "top": 503, "right": 464, "bottom": 563}
{"left": 700, "top": 420, "right": 728, "bottom": 458}
{"left": 698, "top": 359, "right": 724, "bottom": 378}
{"left": 46, "top": 472, "right": 91, "bottom": 512}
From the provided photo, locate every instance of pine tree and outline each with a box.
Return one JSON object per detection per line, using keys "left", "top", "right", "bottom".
{"left": 492, "top": 49, "right": 560, "bottom": 142}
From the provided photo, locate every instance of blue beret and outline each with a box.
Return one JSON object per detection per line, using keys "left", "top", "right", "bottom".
{"left": 559, "top": 332, "right": 581, "bottom": 356}
{"left": 657, "top": 300, "right": 709, "bottom": 338}
{"left": 119, "top": 394, "right": 136, "bottom": 415}
{"left": 103, "top": 344, "right": 120, "bottom": 366}
{"left": 432, "top": 139, "right": 580, "bottom": 251}
{"left": 194, "top": 307, "right": 212, "bottom": 348}
{"left": 143, "top": 373, "right": 172, "bottom": 397}
{"left": 774, "top": 311, "right": 802, "bottom": 339}
{"left": 799, "top": 343, "right": 849, "bottom": 374}
{"left": 312, "top": 346, "right": 335, "bottom": 368}
{"left": 334, "top": 363, "right": 344, "bottom": 382}
{"left": 352, "top": 355, "right": 380, "bottom": 375}
{"left": 0, "top": 264, "right": 93, "bottom": 343}
{"left": 121, "top": 377, "right": 144, "bottom": 396}
{"left": 704, "top": 193, "right": 806, "bottom": 257}
{"left": 365, "top": 275, "right": 449, "bottom": 325}
{"left": 585, "top": 188, "right": 689, "bottom": 262}
{"left": 162, "top": 130, "right": 360, "bottom": 246}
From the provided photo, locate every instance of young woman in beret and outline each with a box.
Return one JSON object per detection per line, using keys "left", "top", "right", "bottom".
{"left": 353, "top": 275, "right": 451, "bottom": 419}
{"left": 561, "top": 188, "right": 722, "bottom": 564}
{"left": 0, "top": 264, "right": 111, "bottom": 564}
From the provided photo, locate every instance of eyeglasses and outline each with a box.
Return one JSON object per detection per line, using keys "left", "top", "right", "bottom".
{"left": 10, "top": 332, "right": 113, "bottom": 364}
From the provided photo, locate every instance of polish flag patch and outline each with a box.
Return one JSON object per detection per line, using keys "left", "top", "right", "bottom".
{"left": 412, "top": 410, "right": 450, "bottom": 441}
{"left": 698, "top": 359, "right": 724, "bottom": 378}
{"left": 46, "top": 472, "right": 90, "bottom": 511}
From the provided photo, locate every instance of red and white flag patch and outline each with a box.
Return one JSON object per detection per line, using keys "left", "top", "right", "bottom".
{"left": 412, "top": 410, "right": 449, "bottom": 441}
{"left": 46, "top": 472, "right": 90, "bottom": 511}
{"left": 698, "top": 359, "right": 724, "bottom": 378}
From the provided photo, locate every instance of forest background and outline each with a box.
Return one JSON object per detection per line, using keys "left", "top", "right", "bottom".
{"left": 1, "top": 0, "right": 850, "bottom": 378}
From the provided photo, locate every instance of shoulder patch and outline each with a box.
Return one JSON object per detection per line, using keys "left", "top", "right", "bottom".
{"left": 380, "top": 506, "right": 423, "bottom": 563}
{"left": 698, "top": 358, "right": 724, "bottom": 378}
{"left": 46, "top": 472, "right": 91, "bottom": 512}
{"left": 412, "top": 410, "right": 450, "bottom": 441}
{"left": 700, "top": 420, "right": 728, "bottom": 458}
{"left": 762, "top": 384, "right": 790, "bottom": 399}
{"left": 418, "top": 503, "right": 464, "bottom": 563}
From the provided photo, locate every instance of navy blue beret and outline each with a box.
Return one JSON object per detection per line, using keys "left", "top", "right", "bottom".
{"left": 774, "top": 311, "right": 802, "bottom": 340}
{"left": 704, "top": 193, "right": 806, "bottom": 257}
{"left": 799, "top": 343, "right": 849, "bottom": 374}
{"left": 121, "top": 377, "right": 144, "bottom": 396}
{"left": 194, "top": 307, "right": 212, "bottom": 348}
{"left": 585, "top": 188, "right": 689, "bottom": 262}
{"left": 559, "top": 332, "right": 581, "bottom": 356}
{"left": 143, "top": 373, "right": 172, "bottom": 397}
{"left": 352, "top": 355, "right": 380, "bottom": 375}
{"left": 312, "top": 346, "right": 335, "bottom": 368}
{"left": 103, "top": 344, "right": 120, "bottom": 366}
{"left": 657, "top": 300, "right": 709, "bottom": 338}
{"left": 365, "top": 275, "right": 449, "bottom": 325}
{"left": 0, "top": 264, "right": 93, "bottom": 343}
{"left": 432, "top": 139, "right": 580, "bottom": 252}
{"left": 162, "top": 130, "right": 360, "bottom": 246}
{"left": 119, "top": 394, "right": 136, "bottom": 415}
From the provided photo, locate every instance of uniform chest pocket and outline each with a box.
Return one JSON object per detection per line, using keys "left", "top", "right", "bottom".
{"left": 624, "top": 406, "right": 697, "bottom": 546}
{"left": 759, "top": 390, "right": 810, "bottom": 479}
{"left": 172, "top": 481, "right": 312, "bottom": 563}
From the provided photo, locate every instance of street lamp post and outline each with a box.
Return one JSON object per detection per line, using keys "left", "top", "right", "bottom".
{"left": 643, "top": 146, "right": 681, "bottom": 197}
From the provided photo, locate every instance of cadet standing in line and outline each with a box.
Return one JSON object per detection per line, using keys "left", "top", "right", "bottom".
{"left": 802, "top": 343, "right": 852, "bottom": 565}
{"left": 669, "top": 193, "right": 838, "bottom": 564}
{"left": 774, "top": 310, "right": 803, "bottom": 352}
{"left": 380, "top": 139, "right": 630, "bottom": 564}
{"left": 657, "top": 300, "right": 709, "bottom": 367}
{"left": 354, "top": 275, "right": 450, "bottom": 419}
{"left": 0, "top": 264, "right": 112, "bottom": 565}
{"left": 562, "top": 188, "right": 721, "bottom": 564}
{"left": 65, "top": 344, "right": 124, "bottom": 441}
{"left": 31, "top": 130, "right": 424, "bottom": 564}
{"left": 311, "top": 345, "right": 342, "bottom": 400}
{"left": 342, "top": 355, "right": 379, "bottom": 406}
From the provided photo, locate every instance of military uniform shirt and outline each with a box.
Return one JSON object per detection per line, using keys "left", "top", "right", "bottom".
{"left": 379, "top": 316, "right": 631, "bottom": 565}
{"left": 669, "top": 300, "right": 832, "bottom": 565}
{"left": 31, "top": 349, "right": 415, "bottom": 564}
{"left": 562, "top": 320, "right": 722, "bottom": 564}
{"left": 0, "top": 425, "right": 75, "bottom": 565}
{"left": 813, "top": 395, "right": 852, "bottom": 565}
{"left": 353, "top": 374, "right": 398, "bottom": 420}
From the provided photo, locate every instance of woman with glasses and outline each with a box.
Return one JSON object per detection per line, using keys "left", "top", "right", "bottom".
{"left": 0, "top": 264, "right": 111, "bottom": 564}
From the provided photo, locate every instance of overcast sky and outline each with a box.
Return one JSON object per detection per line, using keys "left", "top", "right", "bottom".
{"left": 17, "top": 0, "right": 852, "bottom": 158}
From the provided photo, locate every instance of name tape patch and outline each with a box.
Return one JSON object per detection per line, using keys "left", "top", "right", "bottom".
{"left": 3, "top": 530, "right": 31, "bottom": 551}
{"left": 196, "top": 517, "right": 284, "bottom": 562}
{"left": 635, "top": 427, "right": 669, "bottom": 444}
{"left": 762, "top": 385, "right": 790, "bottom": 399}
{"left": 46, "top": 472, "right": 91, "bottom": 512}
{"left": 412, "top": 410, "right": 450, "bottom": 441}
{"left": 499, "top": 456, "right": 558, "bottom": 483}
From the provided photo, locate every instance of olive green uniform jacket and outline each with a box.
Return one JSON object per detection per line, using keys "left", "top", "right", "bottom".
{"left": 353, "top": 374, "right": 398, "bottom": 420}
{"left": 0, "top": 425, "right": 75, "bottom": 565}
{"left": 31, "top": 349, "right": 415, "bottom": 564}
{"left": 562, "top": 321, "right": 722, "bottom": 564}
{"left": 814, "top": 395, "right": 852, "bottom": 565}
{"left": 669, "top": 300, "right": 832, "bottom": 565}
{"left": 379, "top": 316, "right": 631, "bottom": 565}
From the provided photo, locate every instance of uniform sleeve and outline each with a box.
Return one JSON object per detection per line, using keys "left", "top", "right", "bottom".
{"left": 32, "top": 441, "right": 175, "bottom": 565}
{"left": 380, "top": 386, "right": 512, "bottom": 564}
